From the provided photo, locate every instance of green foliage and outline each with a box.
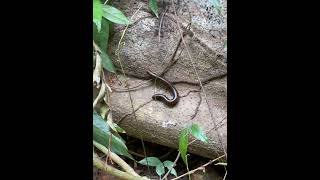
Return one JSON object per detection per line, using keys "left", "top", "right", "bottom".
{"left": 102, "top": 5, "right": 130, "bottom": 25}
{"left": 114, "top": 123, "right": 125, "bottom": 133}
{"left": 93, "top": 2, "right": 134, "bottom": 175}
{"left": 93, "top": 0, "right": 130, "bottom": 73}
{"left": 93, "top": 18, "right": 110, "bottom": 52}
{"left": 163, "top": 160, "right": 177, "bottom": 177}
{"left": 179, "top": 128, "right": 189, "bottom": 166}
{"left": 149, "top": 0, "right": 159, "bottom": 18}
{"left": 156, "top": 163, "right": 165, "bottom": 177}
{"left": 93, "top": 0, "right": 103, "bottom": 31}
{"left": 190, "top": 123, "right": 208, "bottom": 143}
{"left": 139, "top": 157, "right": 178, "bottom": 177}
{"left": 138, "top": 157, "right": 162, "bottom": 166}
{"left": 93, "top": 112, "right": 133, "bottom": 160}
{"left": 100, "top": 50, "right": 116, "bottom": 73}
{"left": 178, "top": 123, "right": 209, "bottom": 168}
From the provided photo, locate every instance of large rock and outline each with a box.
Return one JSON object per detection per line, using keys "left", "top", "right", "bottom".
{"left": 105, "top": 0, "right": 227, "bottom": 159}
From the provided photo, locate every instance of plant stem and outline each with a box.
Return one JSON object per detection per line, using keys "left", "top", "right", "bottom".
{"left": 93, "top": 141, "right": 139, "bottom": 177}
{"left": 171, "top": 155, "right": 225, "bottom": 180}
{"left": 94, "top": 153, "right": 149, "bottom": 180}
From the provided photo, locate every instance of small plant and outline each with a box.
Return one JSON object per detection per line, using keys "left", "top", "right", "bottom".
{"left": 93, "top": 0, "right": 132, "bottom": 156}
{"left": 138, "top": 123, "right": 209, "bottom": 178}
{"left": 93, "top": 0, "right": 130, "bottom": 74}
{"left": 138, "top": 157, "right": 177, "bottom": 178}
{"left": 179, "top": 123, "right": 209, "bottom": 169}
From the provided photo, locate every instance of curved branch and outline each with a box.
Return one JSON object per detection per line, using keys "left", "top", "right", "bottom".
{"left": 93, "top": 141, "right": 139, "bottom": 177}
{"left": 93, "top": 152, "right": 149, "bottom": 180}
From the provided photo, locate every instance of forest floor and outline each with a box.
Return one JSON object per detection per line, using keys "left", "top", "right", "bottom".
{"left": 94, "top": 135, "right": 226, "bottom": 180}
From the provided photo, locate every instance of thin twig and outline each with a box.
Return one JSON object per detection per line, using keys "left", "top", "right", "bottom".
{"left": 128, "top": 149, "right": 174, "bottom": 160}
{"left": 158, "top": 8, "right": 168, "bottom": 42}
{"left": 102, "top": 70, "right": 112, "bottom": 92}
{"left": 93, "top": 82, "right": 106, "bottom": 108}
{"left": 223, "top": 170, "right": 227, "bottom": 180}
{"left": 171, "top": 155, "right": 226, "bottom": 180}
{"left": 128, "top": 150, "right": 145, "bottom": 158}
{"left": 161, "top": 152, "right": 181, "bottom": 180}
{"left": 111, "top": 79, "right": 153, "bottom": 92}
{"left": 94, "top": 141, "right": 140, "bottom": 177}
{"left": 106, "top": 132, "right": 113, "bottom": 164}
{"left": 94, "top": 152, "right": 149, "bottom": 180}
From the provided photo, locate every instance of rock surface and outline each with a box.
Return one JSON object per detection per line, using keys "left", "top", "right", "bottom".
{"left": 105, "top": 0, "right": 227, "bottom": 159}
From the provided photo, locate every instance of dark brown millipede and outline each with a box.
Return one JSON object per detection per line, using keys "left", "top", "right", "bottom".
{"left": 147, "top": 71, "right": 179, "bottom": 106}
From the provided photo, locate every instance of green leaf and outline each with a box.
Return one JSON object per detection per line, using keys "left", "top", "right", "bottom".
{"left": 170, "top": 168, "right": 177, "bottom": 177}
{"left": 93, "top": 20, "right": 114, "bottom": 73}
{"left": 138, "top": 157, "right": 162, "bottom": 167}
{"left": 149, "top": 0, "right": 159, "bottom": 18}
{"left": 93, "top": 0, "right": 103, "bottom": 31}
{"left": 190, "top": 123, "right": 208, "bottom": 143}
{"left": 163, "top": 160, "right": 177, "bottom": 177}
{"left": 156, "top": 163, "right": 165, "bottom": 177}
{"left": 163, "top": 160, "right": 174, "bottom": 168}
{"left": 102, "top": 5, "right": 130, "bottom": 25}
{"left": 224, "top": 40, "right": 227, "bottom": 49}
{"left": 93, "top": 18, "right": 110, "bottom": 52}
{"left": 107, "top": 119, "right": 117, "bottom": 132}
{"left": 209, "top": 0, "right": 222, "bottom": 15}
{"left": 179, "top": 128, "right": 189, "bottom": 166}
{"left": 100, "top": 50, "right": 116, "bottom": 73}
{"left": 112, "top": 131, "right": 127, "bottom": 144}
{"left": 93, "top": 112, "right": 133, "bottom": 159}
{"left": 114, "top": 123, "right": 126, "bottom": 133}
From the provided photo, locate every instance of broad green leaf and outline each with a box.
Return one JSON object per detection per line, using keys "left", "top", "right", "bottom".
{"left": 215, "top": 162, "right": 227, "bottom": 166}
{"left": 93, "top": 18, "right": 110, "bottom": 52}
{"left": 149, "top": 0, "right": 159, "bottom": 18}
{"left": 163, "top": 160, "right": 174, "bottom": 168}
{"left": 106, "top": 113, "right": 126, "bottom": 143}
{"left": 100, "top": 49, "right": 116, "bottom": 73}
{"left": 170, "top": 168, "right": 177, "bottom": 177}
{"left": 209, "top": 0, "right": 222, "bottom": 15}
{"left": 93, "top": 20, "right": 101, "bottom": 32}
{"left": 93, "top": 112, "right": 133, "bottom": 159}
{"left": 93, "top": 111, "right": 110, "bottom": 136}
{"left": 163, "top": 160, "right": 177, "bottom": 177}
{"left": 179, "top": 128, "right": 189, "bottom": 166}
{"left": 138, "top": 157, "right": 162, "bottom": 167}
{"left": 111, "top": 130, "right": 126, "bottom": 144}
{"left": 93, "top": 0, "right": 103, "bottom": 31}
{"left": 102, "top": 5, "right": 130, "bottom": 25}
{"left": 190, "top": 123, "right": 208, "bottom": 143}
{"left": 156, "top": 163, "right": 165, "bottom": 177}
{"left": 224, "top": 40, "right": 227, "bottom": 49}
